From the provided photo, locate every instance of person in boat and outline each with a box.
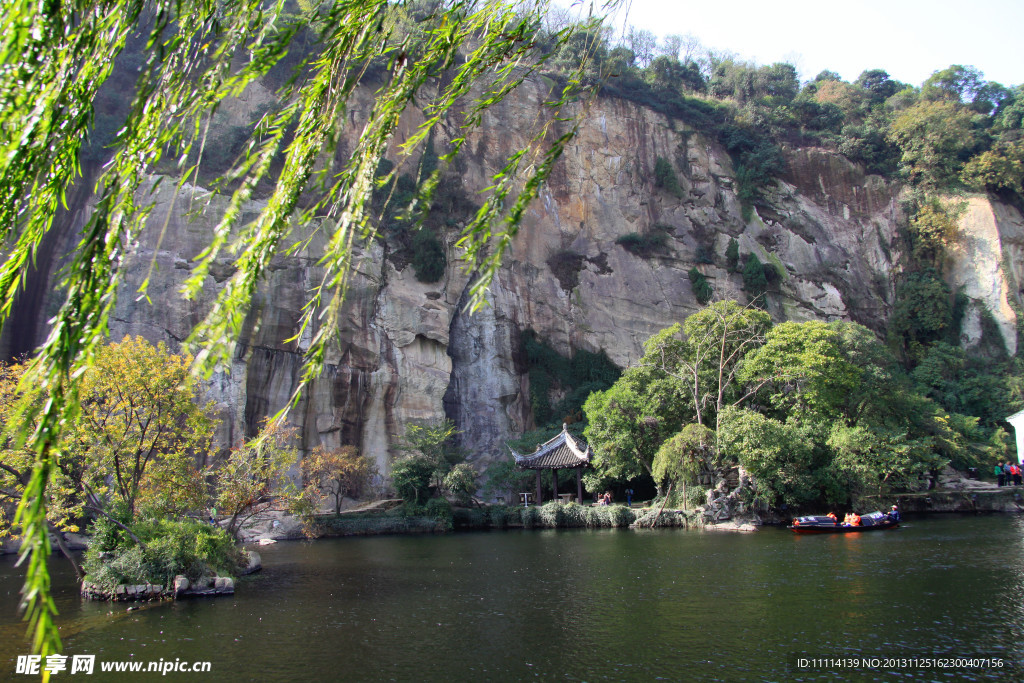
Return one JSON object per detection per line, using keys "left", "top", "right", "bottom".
{"left": 826, "top": 512, "right": 838, "bottom": 525}
{"left": 843, "top": 512, "right": 861, "bottom": 526}
{"left": 887, "top": 504, "right": 900, "bottom": 522}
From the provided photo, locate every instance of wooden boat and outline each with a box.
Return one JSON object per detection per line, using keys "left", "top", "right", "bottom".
{"left": 790, "top": 511, "right": 898, "bottom": 534}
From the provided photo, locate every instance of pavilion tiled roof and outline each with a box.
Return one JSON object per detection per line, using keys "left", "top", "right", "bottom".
{"left": 509, "top": 425, "right": 591, "bottom": 470}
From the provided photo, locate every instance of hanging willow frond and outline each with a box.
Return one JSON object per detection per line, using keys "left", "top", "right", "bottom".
{"left": 0, "top": 0, "right": 621, "bottom": 663}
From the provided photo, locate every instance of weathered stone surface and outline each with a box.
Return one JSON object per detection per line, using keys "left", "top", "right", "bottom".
{"left": 241, "top": 550, "right": 262, "bottom": 575}
{"left": 948, "top": 197, "right": 1023, "bottom": 355}
{"left": 19, "top": 79, "right": 1024, "bottom": 489}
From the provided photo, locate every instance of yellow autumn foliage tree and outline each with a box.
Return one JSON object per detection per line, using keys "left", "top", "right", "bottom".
{"left": 66, "top": 336, "right": 215, "bottom": 521}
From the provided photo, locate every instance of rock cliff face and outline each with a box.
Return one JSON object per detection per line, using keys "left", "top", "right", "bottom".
{"left": 16, "top": 77, "right": 1024, "bottom": 480}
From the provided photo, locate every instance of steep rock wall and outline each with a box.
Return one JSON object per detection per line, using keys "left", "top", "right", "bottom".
{"left": 15, "top": 78, "right": 1024, "bottom": 480}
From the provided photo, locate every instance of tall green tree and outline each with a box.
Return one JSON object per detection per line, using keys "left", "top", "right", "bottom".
{"left": 397, "top": 418, "right": 465, "bottom": 493}
{"left": 585, "top": 301, "right": 771, "bottom": 490}
{"left": 651, "top": 422, "right": 715, "bottom": 504}
{"left": 583, "top": 370, "right": 687, "bottom": 492}
{"left": 68, "top": 336, "right": 215, "bottom": 520}
{"left": 737, "top": 321, "right": 858, "bottom": 420}
{"left": 717, "top": 406, "right": 821, "bottom": 507}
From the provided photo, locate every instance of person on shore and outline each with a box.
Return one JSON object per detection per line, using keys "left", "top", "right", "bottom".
{"left": 996, "top": 463, "right": 1006, "bottom": 487}
{"left": 1003, "top": 462, "right": 1013, "bottom": 486}
{"left": 602, "top": 491, "right": 612, "bottom": 506}
{"left": 625, "top": 488, "right": 633, "bottom": 507}
{"left": 1014, "top": 463, "right": 1022, "bottom": 486}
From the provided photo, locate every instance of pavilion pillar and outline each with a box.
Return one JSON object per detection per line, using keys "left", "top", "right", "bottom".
{"left": 552, "top": 468, "right": 558, "bottom": 502}
{"left": 535, "top": 470, "right": 542, "bottom": 504}
{"left": 576, "top": 467, "right": 583, "bottom": 504}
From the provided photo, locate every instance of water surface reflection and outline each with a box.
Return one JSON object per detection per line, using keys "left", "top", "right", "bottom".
{"left": 2, "top": 515, "right": 1022, "bottom": 681}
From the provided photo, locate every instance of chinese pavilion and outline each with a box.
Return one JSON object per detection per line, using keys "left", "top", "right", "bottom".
{"left": 508, "top": 424, "right": 592, "bottom": 504}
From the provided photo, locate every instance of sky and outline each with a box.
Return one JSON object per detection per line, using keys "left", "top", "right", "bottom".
{"left": 596, "top": 0, "right": 1024, "bottom": 88}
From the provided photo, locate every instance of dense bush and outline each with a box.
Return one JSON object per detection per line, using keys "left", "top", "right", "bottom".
{"left": 83, "top": 517, "right": 245, "bottom": 592}
{"left": 725, "top": 238, "right": 739, "bottom": 271}
{"left": 425, "top": 497, "right": 454, "bottom": 530}
{"left": 528, "top": 502, "right": 636, "bottom": 528}
{"left": 695, "top": 244, "right": 716, "bottom": 265}
{"left": 391, "top": 455, "right": 435, "bottom": 504}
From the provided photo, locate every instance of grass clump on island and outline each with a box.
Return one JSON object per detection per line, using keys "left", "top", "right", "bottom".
{"left": 82, "top": 516, "right": 245, "bottom": 593}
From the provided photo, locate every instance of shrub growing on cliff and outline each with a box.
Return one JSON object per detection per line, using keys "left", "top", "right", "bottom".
{"left": 742, "top": 252, "right": 768, "bottom": 302}
{"left": 688, "top": 267, "right": 713, "bottom": 305}
{"left": 725, "top": 238, "right": 740, "bottom": 271}
{"left": 654, "top": 156, "right": 684, "bottom": 198}
{"left": 411, "top": 229, "right": 446, "bottom": 282}
{"left": 888, "top": 100, "right": 979, "bottom": 188}
{"left": 615, "top": 231, "right": 668, "bottom": 258}
{"left": 521, "top": 331, "right": 620, "bottom": 428}
{"left": 907, "top": 198, "right": 963, "bottom": 269}
{"left": 695, "top": 243, "right": 715, "bottom": 265}
{"left": 547, "top": 250, "right": 586, "bottom": 292}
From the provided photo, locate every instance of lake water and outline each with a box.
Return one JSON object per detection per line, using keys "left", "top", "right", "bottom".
{"left": 2, "top": 514, "right": 1024, "bottom": 681}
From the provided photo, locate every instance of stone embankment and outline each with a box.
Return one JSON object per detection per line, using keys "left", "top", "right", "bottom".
{"left": 81, "top": 576, "right": 235, "bottom": 602}
{"left": 860, "top": 468, "right": 1024, "bottom": 514}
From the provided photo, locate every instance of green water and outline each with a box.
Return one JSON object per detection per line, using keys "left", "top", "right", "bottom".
{"left": 2, "top": 514, "right": 1023, "bottom": 681}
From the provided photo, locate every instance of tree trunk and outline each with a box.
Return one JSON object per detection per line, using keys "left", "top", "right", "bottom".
{"left": 651, "top": 483, "right": 674, "bottom": 528}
